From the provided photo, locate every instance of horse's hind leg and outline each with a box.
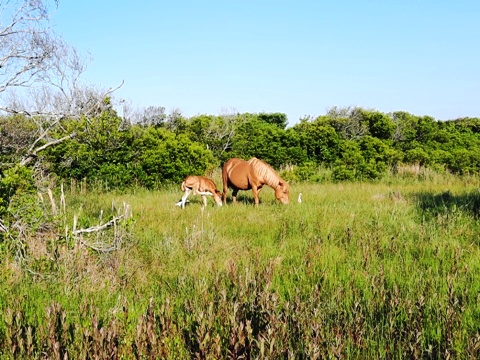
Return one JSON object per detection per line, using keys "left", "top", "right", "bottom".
{"left": 181, "top": 188, "right": 192, "bottom": 209}
{"left": 232, "top": 189, "right": 239, "bottom": 204}
{"left": 201, "top": 195, "right": 207, "bottom": 208}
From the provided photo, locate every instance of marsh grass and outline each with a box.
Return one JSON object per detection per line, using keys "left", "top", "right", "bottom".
{"left": 1, "top": 176, "right": 479, "bottom": 358}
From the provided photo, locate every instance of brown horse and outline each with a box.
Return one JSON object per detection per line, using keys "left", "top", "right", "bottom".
{"left": 222, "top": 157, "right": 290, "bottom": 205}
{"left": 175, "top": 175, "right": 223, "bottom": 209}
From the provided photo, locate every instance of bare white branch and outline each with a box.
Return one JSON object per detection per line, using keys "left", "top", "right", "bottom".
{"left": 0, "top": 0, "right": 58, "bottom": 94}
{"left": 0, "top": 219, "right": 8, "bottom": 233}
{"left": 20, "top": 132, "right": 76, "bottom": 166}
{"left": 72, "top": 215, "right": 125, "bottom": 236}
{"left": 72, "top": 202, "right": 132, "bottom": 253}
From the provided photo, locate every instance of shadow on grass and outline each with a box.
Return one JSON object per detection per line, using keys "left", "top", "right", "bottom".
{"left": 223, "top": 194, "right": 285, "bottom": 205}
{"left": 414, "top": 189, "right": 480, "bottom": 220}
{"left": 224, "top": 194, "right": 256, "bottom": 205}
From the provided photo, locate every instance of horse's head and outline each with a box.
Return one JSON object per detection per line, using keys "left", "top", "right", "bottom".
{"left": 213, "top": 190, "right": 223, "bottom": 207}
{"left": 275, "top": 181, "right": 290, "bottom": 204}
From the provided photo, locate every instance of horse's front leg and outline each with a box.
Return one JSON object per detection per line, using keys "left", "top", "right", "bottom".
{"left": 201, "top": 195, "right": 207, "bottom": 208}
{"left": 222, "top": 187, "right": 228, "bottom": 205}
{"left": 251, "top": 186, "right": 260, "bottom": 206}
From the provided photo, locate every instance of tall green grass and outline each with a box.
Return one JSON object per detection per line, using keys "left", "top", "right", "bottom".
{"left": 1, "top": 176, "right": 479, "bottom": 358}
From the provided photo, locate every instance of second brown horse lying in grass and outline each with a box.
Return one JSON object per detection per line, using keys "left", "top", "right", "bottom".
{"left": 222, "top": 157, "right": 290, "bottom": 205}
{"left": 176, "top": 176, "right": 223, "bottom": 209}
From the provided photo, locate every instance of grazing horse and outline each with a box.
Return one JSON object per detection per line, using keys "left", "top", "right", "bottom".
{"left": 222, "top": 157, "right": 290, "bottom": 205}
{"left": 176, "top": 176, "right": 223, "bottom": 209}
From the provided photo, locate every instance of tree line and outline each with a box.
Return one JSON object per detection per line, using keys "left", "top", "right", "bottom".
{"left": 2, "top": 104, "right": 480, "bottom": 191}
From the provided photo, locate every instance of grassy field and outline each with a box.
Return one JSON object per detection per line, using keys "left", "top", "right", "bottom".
{"left": 1, "top": 174, "right": 479, "bottom": 358}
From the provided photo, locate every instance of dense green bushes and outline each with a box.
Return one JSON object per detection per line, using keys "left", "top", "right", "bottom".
{"left": 43, "top": 111, "right": 217, "bottom": 189}
{"left": 0, "top": 166, "right": 42, "bottom": 242}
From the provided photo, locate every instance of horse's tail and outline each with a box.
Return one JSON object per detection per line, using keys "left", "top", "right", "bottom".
{"left": 181, "top": 181, "right": 186, "bottom": 192}
{"left": 222, "top": 161, "right": 231, "bottom": 202}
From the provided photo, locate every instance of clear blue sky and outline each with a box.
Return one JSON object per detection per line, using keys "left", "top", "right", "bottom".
{"left": 54, "top": 0, "right": 479, "bottom": 125}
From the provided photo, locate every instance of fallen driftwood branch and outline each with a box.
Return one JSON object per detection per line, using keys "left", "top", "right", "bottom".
{"left": 71, "top": 201, "right": 132, "bottom": 253}
{"left": 72, "top": 215, "right": 126, "bottom": 253}
{"left": 71, "top": 202, "right": 132, "bottom": 253}
{"left": 72, "top": 215, "right": 124, "bottom": 235}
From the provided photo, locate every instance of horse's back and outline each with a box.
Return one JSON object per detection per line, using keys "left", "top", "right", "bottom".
{"left": 246, "top": 158, "right": 276, "bottom": 180}
{"left": 183, "top": 175, "right": 212, "bottom": 190}
{"left": 182, "top": 175, "right": 199, "bottom": 188}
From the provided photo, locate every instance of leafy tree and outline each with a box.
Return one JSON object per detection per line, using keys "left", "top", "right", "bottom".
{"left": 432, "top": 128, "right": 453, "bottom": 145}
{"left": 0, "top": 115, "right": 38, "bottom": 166}
{"left": 187, "top": 114, "right": 214, "bottom": 143}
{"left": 186, "top": 112, "right": 245, "bottom": 162}
{"left": 447, "top": 149, "right": 480, "bottom": 174}
{"left": 257, "top": 112, "right": 288, "bottom": 129}
{"left": 292, "top": 119, "right": 340, "bottom": 165}
{"left": 45, "top": 107, "right": 134, "bottom": 182}
{"left": 332, "top": 140, "right": 363, "bottom": 181}
{"left": 282, "top": 128, "right": 308, "bottom": 165}
{"left": 45, "top": 108, "right": 218, "bottom": 189}
{"left": 450, "top": 117, "right": 480, "bottom": 133}
{"left": 135, "top": 128, "right": 216, "bottom": 188}
{"left": 163, "top": 108, "right": 188, "bottom": 134}
{"left": 415, "top": 116, "right": 436, "bottom": 143}
{"left": 429, "top": 149, "right": 453, "bottom": 170}
{"left": 391, "top": 111, "right": 420, "bottom": 149}
{"left": 332, "top": 163, "right": 356, "bottom": 181}
{"left": 228, "top": 117, "right": 290, "bottom": 168}
{"left": 358, "top": 136, "right": 398, "bottom": 165}
{"left": 404, "top": 147, "right": 430, "bottom": 166}
{"left": 0, "top": 165, "right": 44, "bottom": 246}
{"left": 361, "top": 110, "right": 395, "bottom": 140}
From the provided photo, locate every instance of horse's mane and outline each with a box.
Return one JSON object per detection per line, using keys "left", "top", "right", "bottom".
{"left": 248, "top": 158, "right": 282, "bottom": 188}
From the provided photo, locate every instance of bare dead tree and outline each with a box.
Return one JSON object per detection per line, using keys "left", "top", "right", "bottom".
{"left": 163, "top": 107, "right": 185, "bottom": 132}
{"left": 0, "top": 0, "right": 123, "bottom": 168}
{"left": 204, "top": 108, "right": 245, "bottom": 156}
{"left": 327, "top": 106, "right": 369, "bottom": 140}
{"left": 122, "top": 102, "right": 166, "bottom": 127}
{"left": 0, "top": 0, "right": 59, "bottom": 95}
{"left": 0, "top": 1, "right": 125, "bottom": 251}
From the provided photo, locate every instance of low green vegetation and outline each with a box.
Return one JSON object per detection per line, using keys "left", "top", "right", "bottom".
{"left": 0, "top": 174, "right": 479, "bottom": 358}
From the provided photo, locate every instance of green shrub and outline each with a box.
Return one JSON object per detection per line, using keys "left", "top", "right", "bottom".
{"left": 332, "top": 163, "right": 355, "bottom": 181}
